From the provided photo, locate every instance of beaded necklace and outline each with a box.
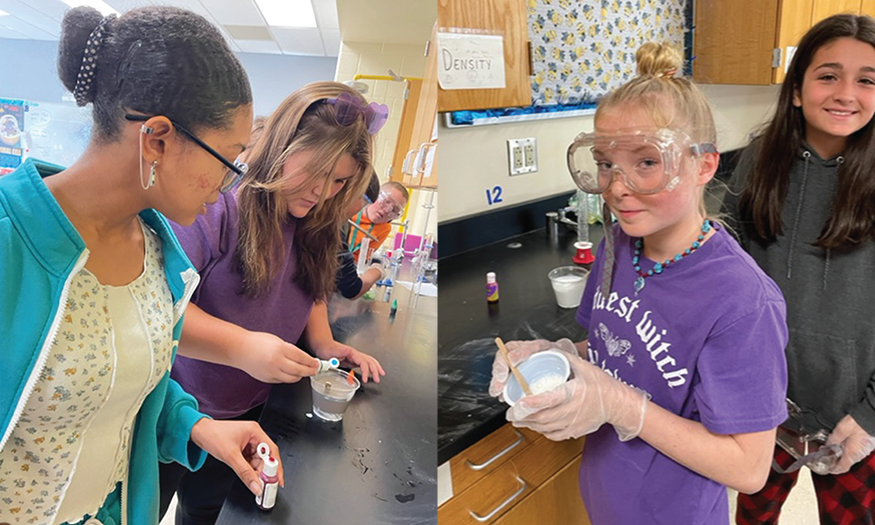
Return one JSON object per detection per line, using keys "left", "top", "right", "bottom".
{"left": 632, "top": 219, "right": 712, "bottom": 294}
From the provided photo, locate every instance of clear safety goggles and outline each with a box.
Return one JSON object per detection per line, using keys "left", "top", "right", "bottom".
{"left": 566, "top": 129, "right": 717, "bottom": 195}
{"left": 375, "top": 190, "right": 404, "bottom": 218}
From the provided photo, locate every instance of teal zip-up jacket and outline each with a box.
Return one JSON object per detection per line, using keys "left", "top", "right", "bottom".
{"left": 0, "top": 158, "right": 209, "bottom": 525}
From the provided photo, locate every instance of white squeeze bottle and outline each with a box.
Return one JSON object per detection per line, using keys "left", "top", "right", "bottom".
{"left": 255, "top": 443, "right": 280, "bottom": 510}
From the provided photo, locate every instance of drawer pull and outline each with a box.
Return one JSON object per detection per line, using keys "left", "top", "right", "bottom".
{"left": 468, "top": 476, "right": 527, "bottom": 522}
{"left": 465, "top": 429, "right": 524, "bottom": 471}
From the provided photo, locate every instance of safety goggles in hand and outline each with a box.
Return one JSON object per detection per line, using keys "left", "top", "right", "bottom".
{"left": 773, "top": 399, "right": 843, "bottom": 475}
{"left": 566, "top": 128, "right": 717, "bottom": 195}
{"left": 325, "top": 92, "right": 389, "bottom": 135}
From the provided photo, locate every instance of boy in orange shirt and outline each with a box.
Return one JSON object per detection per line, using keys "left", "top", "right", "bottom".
{"left": 349, "top": 180, "right": 409, "bottom": 262}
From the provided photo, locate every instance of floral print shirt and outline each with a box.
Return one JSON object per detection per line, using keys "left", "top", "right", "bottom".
{"left": 0, "top": 221, "right": 173, "bottom": 524}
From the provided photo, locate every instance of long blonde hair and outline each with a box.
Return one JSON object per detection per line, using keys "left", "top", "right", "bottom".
{"left": 236, "top": 81, "right": 373, "bottom": 299}
{"left": 596, "top": 43, "right": 717, "bottom": 217}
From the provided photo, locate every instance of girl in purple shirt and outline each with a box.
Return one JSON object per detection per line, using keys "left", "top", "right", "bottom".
{"left": 490, "top": 43, "right": 789, "bottom": 525}
{"left": 158, "top": 82, "right": 386, "bottom": 524}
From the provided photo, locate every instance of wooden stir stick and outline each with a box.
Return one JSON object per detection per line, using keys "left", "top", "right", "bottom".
{"left": 495, "top": 337, "right": 532, "bottom": 396}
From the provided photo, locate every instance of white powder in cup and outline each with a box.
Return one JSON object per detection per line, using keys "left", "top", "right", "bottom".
{"left": 529, "top": 373, "right": 566, "bottom": 395}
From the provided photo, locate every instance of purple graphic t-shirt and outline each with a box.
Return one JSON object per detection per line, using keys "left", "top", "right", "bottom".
{"left": 170, "top": 191, "right": 314, "bottom": 418}
{"left": 575, "top": 224, "right": 788, "bottom": 525}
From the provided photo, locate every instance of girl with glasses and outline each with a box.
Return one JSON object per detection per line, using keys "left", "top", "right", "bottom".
{"left": 0, "top": 6, "right": 281, "bottom": 525}
{"left": 724, "top": 14, "right": 875, "bottom": 525}
{"left": 158, "top": 82, "right": 386, "bottom": 524}
{"left": 489, "top": 43, "right": 790, "bottom": 525}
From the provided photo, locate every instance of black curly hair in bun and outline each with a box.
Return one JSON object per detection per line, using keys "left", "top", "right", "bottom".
{"left": 58, "top": 5, "right": 251, "bottom": 142}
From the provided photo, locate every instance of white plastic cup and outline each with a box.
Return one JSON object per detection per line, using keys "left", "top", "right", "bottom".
{"left": 548, "top": 266, "right": 589, "bottom": 308}
{"left": 310, "top": 369, "right": 361, "bottom": 421}
{"left": 503, "top": 350, "right": 571, "bottom": 405}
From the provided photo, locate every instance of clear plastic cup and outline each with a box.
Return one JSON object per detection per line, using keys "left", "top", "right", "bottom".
{"left": 309, "top": 369, "right": 361, "bottom": 421}
{"left": 503, "top": 350, "right": 571, "bottom": 405}
{"left": 548, "top": 266, "right": 589, "bottom": 308}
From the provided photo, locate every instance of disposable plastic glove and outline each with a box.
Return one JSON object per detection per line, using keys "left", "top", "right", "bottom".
{"left": 825, "top": 414, "right": 875, "bottom": 475}
{"left": 488, "top": 338, "right": 579, "bottom": 400}
{"left": 368, "top": 255, "right": 388, "bottom": 278}
{"left": 506, "top": 351, "right": 649, "bottom": 442}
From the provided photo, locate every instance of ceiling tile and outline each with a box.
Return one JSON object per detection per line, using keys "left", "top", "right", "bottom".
{"left": 0, "top": 0, "right": 61, "bottom": 36}
{"left": 224, "top": 24, "right": 271, "bottom": 41}
{"left": 0, "top": 9, "right": 56, "bottom": 39}
{"left": 0, "top": 23, "right": 30, "bottom": 38}
{"left": 7, "top": 0, "right": 65, "bottom": 22}
{"left": 271, "top": 26, "right": 324, "bottom": 56}
{"left": 197, "top": 0, "right": 264, "bottom": 26}
{"left": 235, "top": 38, "right": 281, "bottom": 54}
{"left": 103, "top": 0, "right": 159, "bottom": 13}
{"left": 320, "top": 27, "right": 340, "bottom": 57}
{"left": 312, "top": 0, "right": 337, "bottom": 29}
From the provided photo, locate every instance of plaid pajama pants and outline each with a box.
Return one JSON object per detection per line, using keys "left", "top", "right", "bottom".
{"left": 736, "top": 445, "right": 875, "bottom": 525}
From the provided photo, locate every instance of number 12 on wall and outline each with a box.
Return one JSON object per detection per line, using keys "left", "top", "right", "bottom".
{"left": 486, "top": 186, "right": 503, "bottom": 205}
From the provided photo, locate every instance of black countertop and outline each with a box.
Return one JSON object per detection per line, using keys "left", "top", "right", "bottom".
{"left": 217, "top": 268, "right": 437, "bottom": 524}
{"left": 437, "top": 226, "right": 603, "bottom": 465}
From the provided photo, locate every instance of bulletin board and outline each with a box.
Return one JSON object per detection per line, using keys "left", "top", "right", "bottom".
{"left": 447, "top": 0, "right": 689, "bottom": 126}
{"left": 529, "top": 0, "right": 687, "bottom": 105}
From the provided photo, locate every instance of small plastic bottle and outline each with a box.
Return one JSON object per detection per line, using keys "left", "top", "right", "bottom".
{"left": 486, "top": 272, "right": 500, "bottom": 303}
{"left": 255, "top": 443, "right": 280, "bottom": 510}
{"left": 383, "top": 281, "right": 393, "bottom": 302}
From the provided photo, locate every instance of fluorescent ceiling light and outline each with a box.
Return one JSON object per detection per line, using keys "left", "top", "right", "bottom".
{"left": 254, "top": 0, "right": 316, "bottom": 27}
{"left": 60, "top": 0, "right": 119, "bottom": 17}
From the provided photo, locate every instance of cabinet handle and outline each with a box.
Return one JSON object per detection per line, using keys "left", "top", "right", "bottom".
{"left": 415, "top": 142, "right": 436, "bottom": 175}
{"left": 468, "top": 476, "right": 528, "bottom": 522}
{"left": 402, "top": 149, "right": 416, "bottom": 176}
{"left": 465, "top": 429, "right": 524, "bottom": 471}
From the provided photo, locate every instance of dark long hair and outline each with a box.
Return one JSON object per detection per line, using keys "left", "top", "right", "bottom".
{"left": 58, "top": 6, "right": 251, "bottom": 140}
{"left": 739, "top": 14, "right": 875, "bottom": 247}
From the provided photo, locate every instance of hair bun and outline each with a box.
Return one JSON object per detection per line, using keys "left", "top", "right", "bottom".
{"left": 635, "top": 42, "right": 683, "bottom": 78}
{"left": 57, "top": 6, "right": 105, "bottom": 103}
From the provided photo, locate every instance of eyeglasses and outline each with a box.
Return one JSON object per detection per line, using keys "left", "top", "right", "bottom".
{"left": 374, "top": 190, "right": 404, "bottom": 218}
{"left": 325, "top": 92, "right": 389, "bottom": 135}
{"left": 567, "top": 129, "right": 717, "bottom": 195}
{"left": 124, "top": 114, "right": 248, "bottom": 193}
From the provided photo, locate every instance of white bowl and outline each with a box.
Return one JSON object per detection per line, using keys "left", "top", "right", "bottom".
{"left": 503, "top": 350, "right": 571, "bottom": 406}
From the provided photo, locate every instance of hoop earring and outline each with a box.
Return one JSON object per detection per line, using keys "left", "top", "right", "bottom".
{"left": 139, "top": 123, "right": 155, "bottom": 190}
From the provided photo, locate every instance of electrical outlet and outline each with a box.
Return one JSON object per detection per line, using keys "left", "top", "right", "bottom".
{"left": 523, "top": 138, "right": 537, "bottom": 172}
{"left": 507, "top": 139, "right": 524, "bottom": 175}
{"left": 507, "top": 138, "right": 537, "bottom": 176}
{"left": 512, "top": 144, "right": 523, "bottom": 169}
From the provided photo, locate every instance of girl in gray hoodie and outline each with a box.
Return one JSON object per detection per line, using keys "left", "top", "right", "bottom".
{"left": 725, "top": 13, "right": 875, "bottom": 525}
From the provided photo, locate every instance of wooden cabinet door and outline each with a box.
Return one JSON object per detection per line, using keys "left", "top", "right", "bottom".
{"left": 493, "top": 456, "right": 591, "bottom": 525}
{"left": 436, "top": 0, "right": 530, "bottom": 111}
{"left": 773, "top": 0, "right": 863, "bottom": 83}
{"left": 392, "top": 23, "right": 438, "bottom": 190}
{"left": 863, "top": 0, "right": 875, "bottom": 14}
{"left": 812, "top": 0, "right": 862, "bottom": 21}
{"left": 438, "top": 435, "right": 584, "bottom": 524}
{"left": 772, "top": 0, "right": 814, "bottom": 84}
{"left": 694, "top": 0, "right": 781, "bottom": 85}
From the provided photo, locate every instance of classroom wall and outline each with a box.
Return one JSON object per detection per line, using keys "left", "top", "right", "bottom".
{"left": 438, "top": 83, "right": 780, "bottom": 222}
